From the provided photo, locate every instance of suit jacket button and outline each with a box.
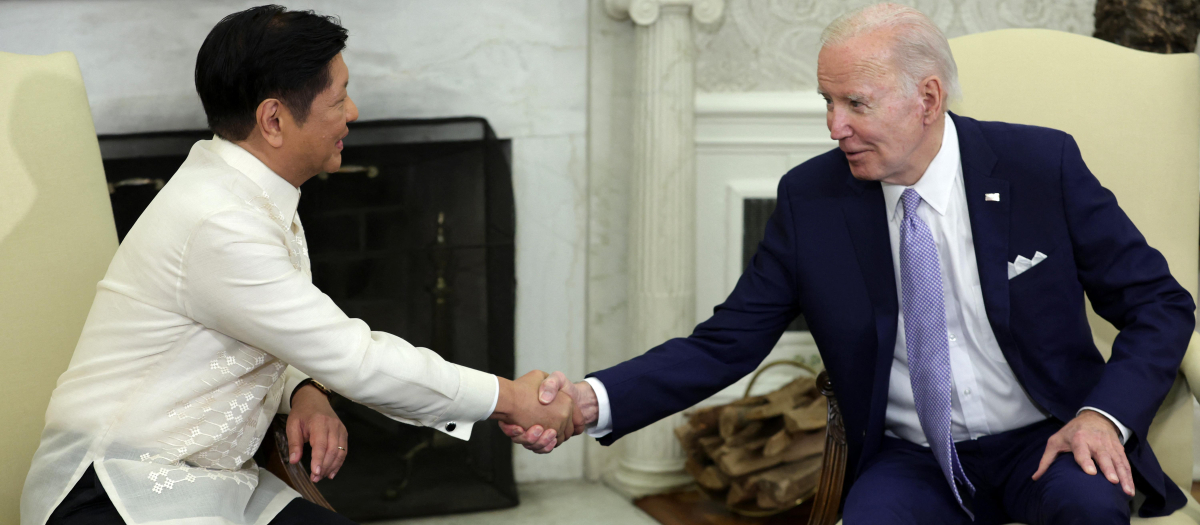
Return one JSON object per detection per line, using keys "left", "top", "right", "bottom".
{"left": 446, "top": 422, "right": 457, "bottom": 432}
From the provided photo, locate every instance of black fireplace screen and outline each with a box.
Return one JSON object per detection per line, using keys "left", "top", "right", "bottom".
{"left": 98, "top": 118, "right": 517, "bottom": 521}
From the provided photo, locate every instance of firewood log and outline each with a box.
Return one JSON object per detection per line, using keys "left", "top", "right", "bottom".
{"left": 701, "top": 465, "right": 731, "bottom": 490}
{"left": 714, "top": 436, "right": 769, "bottom": 463}
{"left": 716, "top": 429, "right": 824, "bottom": 477}
{"left": 728, "top": 453, "right": 819, "bottom": 508}
{"left": 719, "top": 405, "right": 755, "bottom": 438}
{"left": 754, "top": 455, "right": 824, "bottom": 509}
{"left": 762, "top": 427, "right": 792, "bottom": 457}
{"left": 783, "top": 396, "right": 827, "bottom": 433}
{"left": 676, "top": 405, "right": 724, "bottom": 458}
{"left": 765, "top": 375, "right": 816, "bottom": 406}
{"left": 745, "top": 376, "right": 818, "bottom": 421}
{"left": 726, "top": 475, "right": 758, "bottom": 505}
{"left": 698, "top": 435, "right": 725, "bottom": 458}
{"left": 725, "top": 420, "right": 764, "bottom": 447}
{"left": 687, "top": 405, "right": 723, "bottom": 434}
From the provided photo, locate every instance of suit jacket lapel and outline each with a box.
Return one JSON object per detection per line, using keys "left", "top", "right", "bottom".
{"left": 841, "top": 172, "right": 898, "bottom": 466}
{"left": 953, "top": 113, "right": 1017, "bottom": 357}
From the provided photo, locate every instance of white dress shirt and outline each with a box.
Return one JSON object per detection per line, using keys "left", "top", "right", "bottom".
{"left": 588, "top": 114, "right": 1128, "bottom": 446}
{"left": 22, "top": 137, "right": 498, "bottom": 525}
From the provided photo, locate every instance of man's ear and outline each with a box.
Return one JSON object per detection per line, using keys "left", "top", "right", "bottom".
{"left": 918, "top": 75, "right": 944, "bottom": 125}
{"left": 256, "top": 98, "right": 286, "bottom": 148}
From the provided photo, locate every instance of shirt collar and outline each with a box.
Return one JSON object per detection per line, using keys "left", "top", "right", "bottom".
{"left": 206, "top": 135, "right": 301, "bottom": 226}
{"left": 881, "top": 113, "right": 960, "bottom": 221}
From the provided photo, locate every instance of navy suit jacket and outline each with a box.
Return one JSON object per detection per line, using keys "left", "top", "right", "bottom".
{"left": 590, "top": 113, "right": 1195, "bottom": 516}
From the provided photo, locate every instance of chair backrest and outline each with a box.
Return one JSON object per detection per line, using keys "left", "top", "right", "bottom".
{"left": 0, "top": 51, "right": 117, "bottom": 521}
{"left": 949, "top": 29, "right": 1200, "bottom": 493}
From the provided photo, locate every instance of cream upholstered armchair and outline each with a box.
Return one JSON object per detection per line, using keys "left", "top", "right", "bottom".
{"left": 0, "top": 51, "right": 331, "bottom": 521}
{"left": 812, "top": 29, "right": 1200, "bottom": 524}
{"left": 0, "top": 50, "right": 117, "bottom": 524}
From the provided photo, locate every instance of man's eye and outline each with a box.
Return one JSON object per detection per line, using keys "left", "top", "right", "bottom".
{"left": 850, "top": 100, "right": 862, "bottom": 108}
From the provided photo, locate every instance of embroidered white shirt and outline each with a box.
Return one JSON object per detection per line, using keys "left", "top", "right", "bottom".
{"left": 21, "top": 138, "right": 498, "bottom": 525}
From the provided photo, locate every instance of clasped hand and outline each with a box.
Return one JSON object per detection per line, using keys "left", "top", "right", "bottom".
{"left": 499, "top": 371, "right": 596, "bottom": 453}
{"left": 491, "top": 370, "right": 584, "bottom": 451}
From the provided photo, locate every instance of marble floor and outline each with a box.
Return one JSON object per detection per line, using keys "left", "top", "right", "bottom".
{"left": 369, "top": 480, "right": 659, "bottom": 525}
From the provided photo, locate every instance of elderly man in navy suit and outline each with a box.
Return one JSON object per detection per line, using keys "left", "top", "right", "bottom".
{"left": 506, "top": 3, "right": 1194, "bottom": 524}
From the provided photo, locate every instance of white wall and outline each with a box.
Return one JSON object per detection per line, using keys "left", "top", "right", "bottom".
{"left": 0, "top": 0, "right": 589, "bottom": 482}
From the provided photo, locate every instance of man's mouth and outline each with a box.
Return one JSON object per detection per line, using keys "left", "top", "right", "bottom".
{"left": 843, "top": 149, "right": 867, "bottom": 160}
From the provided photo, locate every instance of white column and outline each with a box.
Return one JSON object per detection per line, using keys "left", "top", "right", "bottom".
{"left": 604, "top": 0, "right": 724, "bottom": 497}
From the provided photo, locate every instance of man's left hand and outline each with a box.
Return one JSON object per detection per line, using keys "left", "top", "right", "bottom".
{"left": 1033, "top": 410, "right": 1134, "bottom": 496}
{"left": 287, "top": 385, "right": 348, "bottom": 483}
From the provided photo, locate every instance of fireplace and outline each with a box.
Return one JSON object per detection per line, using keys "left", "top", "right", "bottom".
{"left": 98, "top": 118, "right": 517, "bottom": 521}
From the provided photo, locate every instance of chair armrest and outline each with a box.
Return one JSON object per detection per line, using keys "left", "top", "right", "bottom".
{"left": 1179, "top": 332, "right": 1200, "bottom": 406}
{"left": 806, "top": 371, "right": 847, "bottom": 525}
{"left": 263, "top": 414, "right": 336, "bottom": 511}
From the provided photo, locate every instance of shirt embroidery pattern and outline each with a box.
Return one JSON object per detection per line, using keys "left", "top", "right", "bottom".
{"left": 246, "top": 190, "right": 310, "bottom": 276}
{"left": 140, "top": 345, "right": 285, "bottom": 494}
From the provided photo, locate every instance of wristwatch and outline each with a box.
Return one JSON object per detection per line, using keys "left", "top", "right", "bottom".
{"left": 291, "top": 378, "right": 332, "bottom": 405}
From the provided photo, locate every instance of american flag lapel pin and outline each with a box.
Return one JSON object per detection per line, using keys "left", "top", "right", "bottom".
{"left": 985, "top": 193, "right": 1000, "bottom": 202}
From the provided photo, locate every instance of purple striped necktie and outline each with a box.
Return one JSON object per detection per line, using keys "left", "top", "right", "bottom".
{"left": 898, "top": 188, "right": 975, "bottom": 517}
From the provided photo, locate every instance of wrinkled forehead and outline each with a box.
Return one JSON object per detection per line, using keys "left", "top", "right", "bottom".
{"left": 817, "top": 32, "right": 902, "bottom": 95}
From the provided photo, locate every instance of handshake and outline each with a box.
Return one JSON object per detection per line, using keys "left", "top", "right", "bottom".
{"left": 488, "top": 370, "right": 597, "bottom": 453}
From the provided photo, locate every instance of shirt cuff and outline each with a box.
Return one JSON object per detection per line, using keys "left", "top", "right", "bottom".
{"left": 486, "top": 375, "right": 500, "bottom": 418}
{"left": 584, "top": 377, "right": 613, "bottom": 438}
{"left": 277, "top": 366, "right": 311, "bottom": 415}
{"left": 1078, "top": 406, "right": 1131, "bottom": 445}
{"left": 431, "top": 365, "right": 498, "bottom": 441}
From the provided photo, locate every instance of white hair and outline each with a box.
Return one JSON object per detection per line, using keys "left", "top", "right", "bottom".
{"left": 820, "top": 3, "right": 962, "bottom": 104}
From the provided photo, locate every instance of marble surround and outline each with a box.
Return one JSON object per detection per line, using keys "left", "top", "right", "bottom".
{"left": 0, "top": 0, "right": 589, "bottom": 482}
{"left": 694, "top": 0, "right": 1096, "bottom": 92}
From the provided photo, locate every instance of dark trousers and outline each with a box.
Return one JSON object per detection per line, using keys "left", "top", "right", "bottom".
{"left": 843, "top": 418, "right": 1132, "bottom": 525}
{"left": 46, "top": 464, "right": 355, "bottom": 525}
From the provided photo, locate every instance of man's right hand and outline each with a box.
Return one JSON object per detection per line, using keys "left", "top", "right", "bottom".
{"left": 499, "top": 371, "right": 597, "bottom": 453}
{"left": 489, "top": 370, "right": 578, "bottom": 448}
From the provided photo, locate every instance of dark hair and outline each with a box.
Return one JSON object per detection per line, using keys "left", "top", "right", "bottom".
{"left": 195, "top": 5, "right": 348, "bottom": 141}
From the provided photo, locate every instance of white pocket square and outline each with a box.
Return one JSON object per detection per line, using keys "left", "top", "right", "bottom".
{"left": 1007, "top": 251, "right": 1048, "bottom": 280}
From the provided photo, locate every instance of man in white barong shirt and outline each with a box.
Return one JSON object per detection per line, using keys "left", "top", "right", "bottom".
{"left": 21, "top": 6, "right": 577, "bottom": 525}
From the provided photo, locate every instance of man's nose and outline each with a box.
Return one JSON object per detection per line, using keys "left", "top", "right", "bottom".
{"left": 828, "top": 108, "right": 852, "bottom": 141}
{"left": 347, "top": 97, "right": 360, "bottom": 123}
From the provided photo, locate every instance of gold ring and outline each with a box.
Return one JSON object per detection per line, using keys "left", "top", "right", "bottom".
{"left": 337, "top": 446, "right": 345, "bottom": 450}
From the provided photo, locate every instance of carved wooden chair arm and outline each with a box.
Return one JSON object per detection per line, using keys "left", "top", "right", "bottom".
{"left": 262, "top": 414, "right": 336, "bottom": 511}
{"left": 806, "top": 371, "right": 847, "bottom": 525}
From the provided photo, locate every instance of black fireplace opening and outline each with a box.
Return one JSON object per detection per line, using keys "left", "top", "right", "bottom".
{"left": 98, "top": 118, "right": 517, "bottom": 521}
{"left": 743, "top": 198, "right": 807, "bottom": 331}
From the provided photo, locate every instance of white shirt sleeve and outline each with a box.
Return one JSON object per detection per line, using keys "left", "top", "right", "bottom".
{"left": 584, "top": 377, "right": 613, "bottom": 438}
{"left": 184, "top": 209, "right": 497, "bottom": 440}
{"left": 1078, "top": 406, "right": 1132, "bottom": 445}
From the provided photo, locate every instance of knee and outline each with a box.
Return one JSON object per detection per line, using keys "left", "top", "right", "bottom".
{"left": 843, "top": 478, "right": 941, "bottom": 525}
{"left": 1038, "top": 478, "right": 1130, "bottom": 525}
{"left": 843, "top": 487, "right": 905, "bottom": 525}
